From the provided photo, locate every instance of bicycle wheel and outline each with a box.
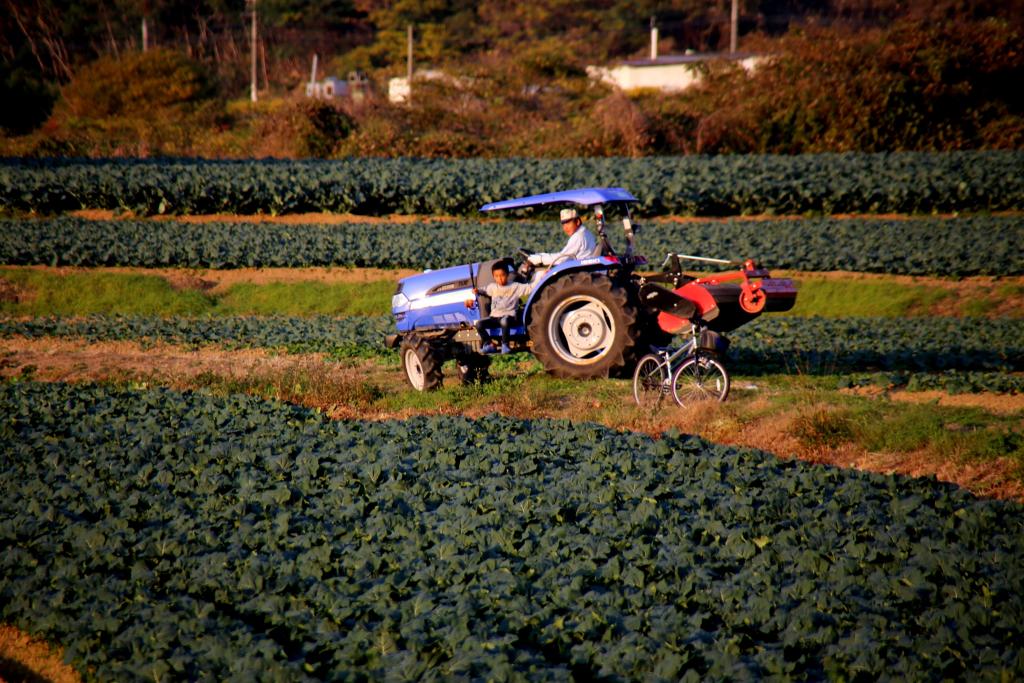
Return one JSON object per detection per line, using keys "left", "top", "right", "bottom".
{"left": 632, "top": 354, "right": 670, "bottom": 407}
{"left": 671, "top": 355, "right": 730, "bottom": 406}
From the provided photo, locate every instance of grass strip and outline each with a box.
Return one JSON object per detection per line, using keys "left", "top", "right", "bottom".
{"left": 3, "top": 267, "right": 1023, "bottom": 319}
{"left": 1, "top": 268, "right": 394, "bottom": 318}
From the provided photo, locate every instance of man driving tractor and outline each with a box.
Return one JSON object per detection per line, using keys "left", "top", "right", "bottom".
{"left": 527, "top": 208, "right": 601, "bottom": 267}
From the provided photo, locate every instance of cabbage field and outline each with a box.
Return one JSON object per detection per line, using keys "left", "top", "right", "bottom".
{"left": 2, "top": 382, "right": 1023, "bottom": 681}
{"left": 3, "top": 214, "right": 1022, "bottom": 275}
{"left": 1, "top": 151, "right": 1023, "bottom": 680}
{"left": 2, "top": 152, "right": 1022, "bottom": 216}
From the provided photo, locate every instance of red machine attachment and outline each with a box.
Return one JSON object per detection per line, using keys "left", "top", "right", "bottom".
{"left": 689, "top": 258, "right": 797, "bottom": 315}
{"left": 644, "top": 254, "right": 798, "bottom": 335}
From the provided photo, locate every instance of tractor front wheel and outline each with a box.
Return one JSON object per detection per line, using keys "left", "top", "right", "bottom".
{"left": 528, "top": 272, "right": 640, "bottom": 379}
{"left": 400, "top": 335, "right": 444, "bottom": 391}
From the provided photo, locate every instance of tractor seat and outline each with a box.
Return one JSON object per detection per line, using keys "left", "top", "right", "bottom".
{"left": 475, "top": 257, "right": 514, "bottom": 319}
{"left": 474, "top": 258, "right": 512, "bottom": 290}
{"left": 477, "top": 310, "right": 522, "bottom": 328}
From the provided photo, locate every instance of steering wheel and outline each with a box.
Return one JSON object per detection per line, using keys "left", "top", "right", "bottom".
{"left": 516, "top": 248, "right": 535, "bottom": 279}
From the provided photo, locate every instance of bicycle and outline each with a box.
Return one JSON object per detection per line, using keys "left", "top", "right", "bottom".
{"left": 632, "top": 320, "right": 730, "bottom": 408}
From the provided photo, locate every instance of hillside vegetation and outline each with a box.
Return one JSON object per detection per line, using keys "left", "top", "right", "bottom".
{"left": 1, "top": 1, "right": 1021, "bottom": 157}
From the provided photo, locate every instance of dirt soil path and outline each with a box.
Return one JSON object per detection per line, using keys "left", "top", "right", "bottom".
{"left": 6, "top": 264, "right": 419, "bottom": 295}
{"left": 71, "top": 209, "right": 471, "bottom": 224}
{"left": 844, "top": 385, "right": 1024, "bottom": 415}
{"left": 69, "top": 209, "right": 1024, "bottom": 224}
{"left": 0, "top": 338, "right": 316, "bottom": 381}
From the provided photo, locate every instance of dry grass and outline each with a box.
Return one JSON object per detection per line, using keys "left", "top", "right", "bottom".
{"left": 0, "top": 278, "right": 32, "bottom": 305}
{"left": 884, "top": 389, "right": 1024, "bottom": 415}
{"left": 0, "top": 624, "right": 82, "bottom": 683}
{"left": 70, "top": 209, "right": 468, "bottom": 225}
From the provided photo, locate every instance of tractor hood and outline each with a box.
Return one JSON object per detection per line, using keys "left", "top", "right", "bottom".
{"left": 479, "top": 187, "right": 638, "bottom": 212}
{"left": 394, "top": 263, "right": 477, "bottom": 309}
{"left": 392, "top": 263, "right": 480, "bottom": 333}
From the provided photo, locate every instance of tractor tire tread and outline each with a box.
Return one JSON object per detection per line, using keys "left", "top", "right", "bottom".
{"left": 528, "top": 271, "right": 640, "bottom": 379}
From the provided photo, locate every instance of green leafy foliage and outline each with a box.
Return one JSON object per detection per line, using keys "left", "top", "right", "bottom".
{"left": 1, "top": 382, "right": 1022, "bottom": 680}
{"left": 728, "top": 316, "right": 1024, "bottom": 374}
{"left": 2, "top": 214, "right": 1021, "bottom": 276}
{"left": 839, "top": 370, "right": 1024, "bottom": 395}
{"left": 1, "top": 152, "right": 1021, "bottom": 216}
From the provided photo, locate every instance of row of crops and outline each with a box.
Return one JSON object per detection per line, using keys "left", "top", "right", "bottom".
{"left": 841, "top": 370, "right": 1024, "bottom": 395}
{"left": 2, "top": 381, "right": 1022, "bottom": 680}
{"left": 2, "top": 152, "right": 1022, "bottom": 216}
{"left": 3, "top": 315, "right": 1022, "bottom": 376}
{"left": 3, "top": 215, "right": 1022, "bottom": 275}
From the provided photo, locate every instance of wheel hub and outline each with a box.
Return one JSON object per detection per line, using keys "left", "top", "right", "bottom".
{"left": 404, "top": 349, "right": 425, "bottom": 390}
{"left": 561, "top": 303, "right": 609, "bottom": 358}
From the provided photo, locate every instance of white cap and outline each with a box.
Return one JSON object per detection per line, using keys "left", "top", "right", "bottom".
{"left": 559, "top": 208, "right": 578, "bottom": 223}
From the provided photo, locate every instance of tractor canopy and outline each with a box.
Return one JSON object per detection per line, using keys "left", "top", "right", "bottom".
{"left": 479, "top": 187, "right": 638, "bottom": 212}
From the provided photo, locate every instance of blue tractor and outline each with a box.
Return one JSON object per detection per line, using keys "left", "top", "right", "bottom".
{"left": 385, "top": 187, "right": 796, "bottom": 390}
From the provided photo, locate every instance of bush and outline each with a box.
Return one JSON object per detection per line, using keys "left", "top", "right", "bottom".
{"left": 54, "top": 48, "right": 215, "bottom": 121}
{"left": 254, "top": 99, "right": 354, "bottom": 158}
{"left": 0, "top": 63, "right": 56, "bottom": 135}
{"left": 648, "top": 19, "right": 1024, "bottom": 154}
{"left": 36, "top": 48, "right": 220, "bottom": 156}
{"left": 337, "top": 79, "right": 498, "bottom": 158}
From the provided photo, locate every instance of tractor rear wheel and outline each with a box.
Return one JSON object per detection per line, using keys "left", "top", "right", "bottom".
{"left": 400, "top": 335, "right": 444, "bottom": 391}
{"left": 528, "top": 272, "right": 640, "bottom": 379}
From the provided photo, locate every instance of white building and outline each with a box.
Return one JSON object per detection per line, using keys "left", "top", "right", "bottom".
{"left": 587, "top": 52, "right": 765, "bottom": 93}
{"left": 305, "top": 55, "right": 370, "bottom": 101}
{"left": 306, "top": 76, "right": 348, "bottom": 99}
{"left": 388, "top": 70, "right": 467, "bottom": 104}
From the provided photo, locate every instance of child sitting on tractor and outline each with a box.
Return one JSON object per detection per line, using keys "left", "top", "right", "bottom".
{"left": 471, "top": 261, "right": 533, "bottom": 354}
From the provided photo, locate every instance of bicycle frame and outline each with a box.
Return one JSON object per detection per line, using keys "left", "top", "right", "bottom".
{"left": 647, "top": 320, "right": 712, "bottom": 381}
{"left": 633, "top": 317, "right": 731, "bottom": 408}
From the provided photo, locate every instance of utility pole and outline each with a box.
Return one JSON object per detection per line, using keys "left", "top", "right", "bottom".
{"left": 406, "top": 24, "right": 413, "bottom": 105}
{"left": 250, "top": 0, "right": 258, "bottom": 102}
{"left": 649, "top": 16, "right": 658, "bottom": 60}
{"left": 730, "top": 0, "right": 739, "bottom": 53}
{"left": 141, "top": 0, "right": 150, "bottom": 52}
